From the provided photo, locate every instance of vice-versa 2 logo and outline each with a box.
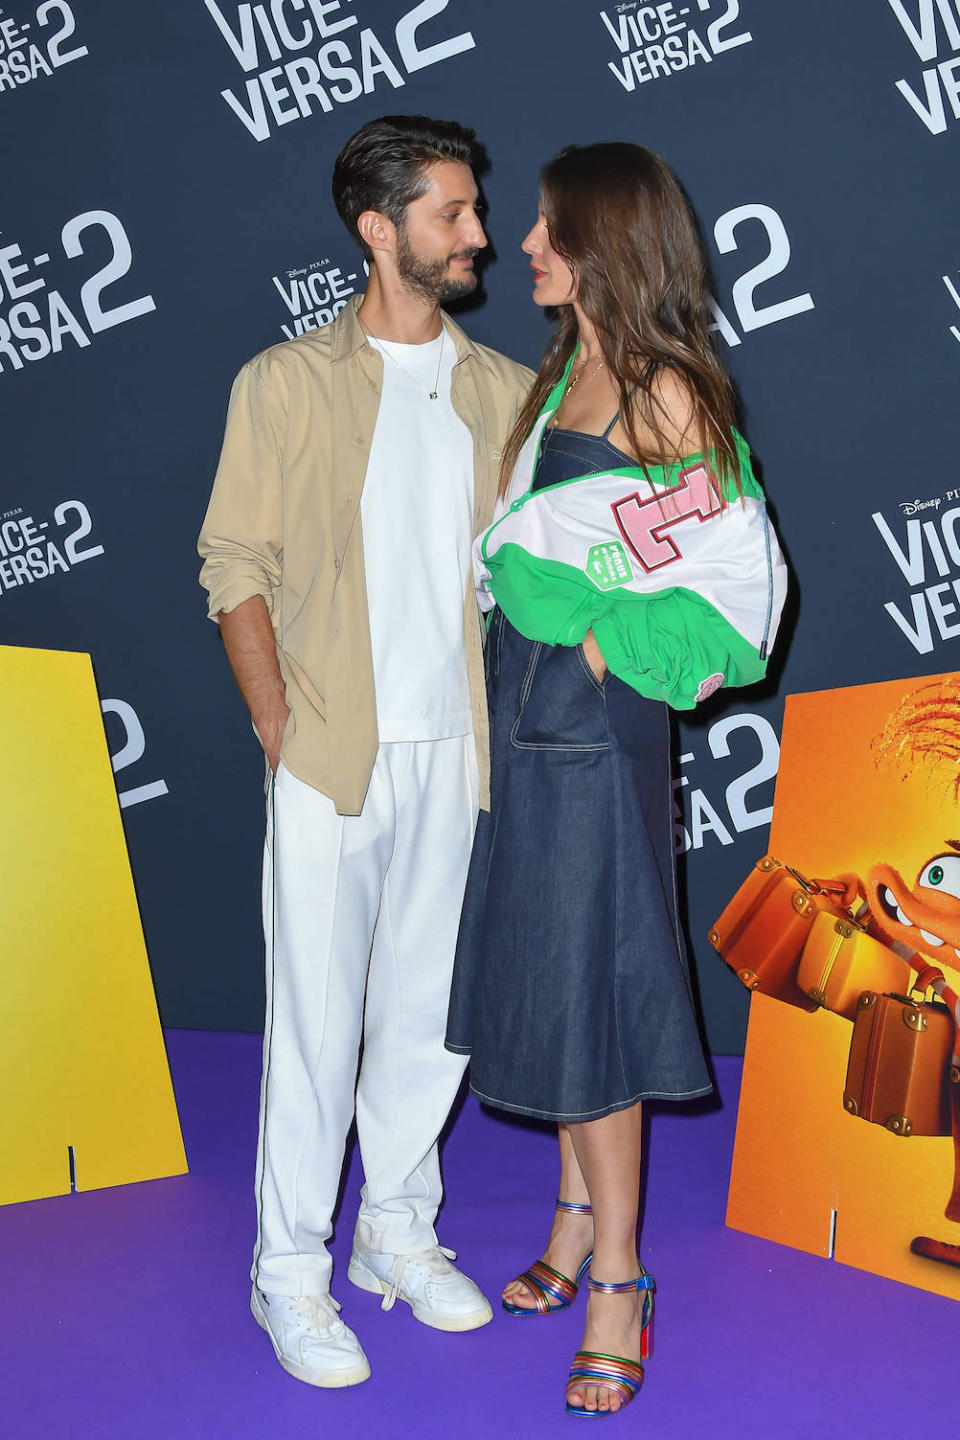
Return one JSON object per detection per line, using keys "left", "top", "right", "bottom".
{"left": 873, "top": 492, "right": 960, "bottom": 653}
{"left": 205, "top": 0, "right": 476, "bottom": 142}
{"left": 0, "top": 209, "right": 156, "bottom": 374}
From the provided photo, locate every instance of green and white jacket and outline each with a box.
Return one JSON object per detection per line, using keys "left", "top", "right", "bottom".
{"left": 476, "top": 357, "right": 788, "bottom": 709}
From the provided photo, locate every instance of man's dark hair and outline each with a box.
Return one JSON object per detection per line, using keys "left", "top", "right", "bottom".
{"left": 332, "top": 114, "right": 480, "bottom": 260}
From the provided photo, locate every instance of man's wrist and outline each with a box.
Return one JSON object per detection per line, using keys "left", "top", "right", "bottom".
{"left": 253, "top": 698, "right": 290, "bottom": 747}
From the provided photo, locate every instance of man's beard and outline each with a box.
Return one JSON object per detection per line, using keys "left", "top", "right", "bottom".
{"left": 396, "top": 226, "right": 479, "bottom": 305}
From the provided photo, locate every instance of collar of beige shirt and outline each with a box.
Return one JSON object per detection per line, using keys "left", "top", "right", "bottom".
{"left": 331, "top": 290, "right": 501, "bottom": 373}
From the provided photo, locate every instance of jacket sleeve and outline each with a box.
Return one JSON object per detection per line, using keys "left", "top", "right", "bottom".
{"left": 483, "top": 474, "right": 786, "bottom": 708}
{"left": 591, "top": 585, "right": 770, "bottom": 709}
{"left": 197, "top": 355, "right": 285, "bottom": 622}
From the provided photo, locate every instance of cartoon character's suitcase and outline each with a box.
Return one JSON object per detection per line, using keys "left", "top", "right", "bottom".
{"left": 708, "top": 856, "right": 851, "bottom": 1011}
{"left": 843, "top": 990, "right": 954, "bottom": 1136}
{"left": 796, "top": 912, "right": 911, "bottom": 1021}
{"left": 911, "top": 1235, "right": 960, "bottom": 1269}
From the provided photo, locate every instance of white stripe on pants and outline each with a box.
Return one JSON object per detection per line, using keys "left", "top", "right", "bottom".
{"left": 252, "top": 736, "right": 478, "bottom": 1297}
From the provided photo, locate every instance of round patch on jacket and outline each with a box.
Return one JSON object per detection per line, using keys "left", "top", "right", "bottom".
{"left": 696, "top": 672, "right": 726, "bottom": 702}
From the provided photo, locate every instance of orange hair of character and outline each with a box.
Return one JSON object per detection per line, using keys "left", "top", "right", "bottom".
{"left": 872, "top": 676, "right": 960, "bottom": 803}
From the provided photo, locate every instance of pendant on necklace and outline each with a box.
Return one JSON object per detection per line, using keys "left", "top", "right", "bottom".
{"left": 429, "top": 391, "right": 438, "bottom": 400}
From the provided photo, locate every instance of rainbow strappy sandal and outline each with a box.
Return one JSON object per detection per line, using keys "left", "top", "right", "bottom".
{"left": 565, "top": 1266, "right": 655, "bottom": 1418}
{"left": 502, "top": 1200, "right": 593, "bottom": 1317}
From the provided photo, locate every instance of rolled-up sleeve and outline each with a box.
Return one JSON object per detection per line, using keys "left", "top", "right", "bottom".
{"left": 198, "top": 355, "right": 285, "bottom": 622}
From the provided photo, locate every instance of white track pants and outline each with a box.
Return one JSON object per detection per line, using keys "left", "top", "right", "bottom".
{"left": 252, "top": 737, "right": 478, "bottom": 1297}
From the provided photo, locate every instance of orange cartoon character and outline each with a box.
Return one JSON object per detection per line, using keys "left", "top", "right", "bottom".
{"left": 718, "top": 676, "right": 960, "bottom": 1291}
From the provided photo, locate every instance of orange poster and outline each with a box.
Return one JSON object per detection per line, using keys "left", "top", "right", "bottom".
{"left": 726, "top": 673, "right": 960, "bottom": 1299}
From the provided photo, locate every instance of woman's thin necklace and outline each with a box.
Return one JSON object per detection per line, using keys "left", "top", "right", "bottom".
{"left": 367, "top": 326, "right": 446, "bottom": 400}
{"left": 550, "top": 354, "right": 605, "bottom": 427}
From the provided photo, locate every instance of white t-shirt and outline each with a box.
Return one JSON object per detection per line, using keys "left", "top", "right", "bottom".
{"left": 360, "top": 328, "right": 475, "bottom": 742}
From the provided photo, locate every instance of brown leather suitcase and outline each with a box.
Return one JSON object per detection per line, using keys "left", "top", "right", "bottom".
{"left": 796, "top": 912, "right": 911, "bottom": 1021}
{"left": 843, "top": 990, "right": 954, "bottom": 1137}
{"left": 708, "top": 856, "right": 851, "bottom": 1011}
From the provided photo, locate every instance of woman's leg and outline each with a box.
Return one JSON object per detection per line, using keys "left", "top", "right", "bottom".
{"left": 501, "top": 1124, "right": 594, "bottom": 1307}
{"left": 565, "top": 1102, "right": 646, "bottom": 1414}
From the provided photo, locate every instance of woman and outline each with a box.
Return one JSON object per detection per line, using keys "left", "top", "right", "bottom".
{"left": 446, "top": 142, "right": 787, "bottom": 1418}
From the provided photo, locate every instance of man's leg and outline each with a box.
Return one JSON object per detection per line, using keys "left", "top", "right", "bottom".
{"left": 348, "top": 736, "right": 490, "bottom": 1329}
{"left": 253, "top": 759, "right": 395, "bottom": 1298}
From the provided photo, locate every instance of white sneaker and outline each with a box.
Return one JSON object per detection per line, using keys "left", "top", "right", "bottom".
{"left": 347, "top": 1244, "right": 493, "bottom": 1333}
{"left": 250, "top": 1285, "right": 371, "bottom": 1387}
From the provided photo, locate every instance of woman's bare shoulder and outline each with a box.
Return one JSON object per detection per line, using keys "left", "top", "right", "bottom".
{"left": 653, "top": 364, "right": 697, "bottom": 434}
{"left": 628, "top": 363, "right": 698, "bottom": 455}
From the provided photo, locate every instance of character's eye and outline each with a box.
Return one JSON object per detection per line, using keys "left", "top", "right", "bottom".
{"left": 918, "top": 854, "right": 960, "bottom": 898}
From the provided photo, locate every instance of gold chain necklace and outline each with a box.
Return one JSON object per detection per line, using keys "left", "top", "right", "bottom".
{"left": 549, "top": 356, "right": 605, "bottom": 428}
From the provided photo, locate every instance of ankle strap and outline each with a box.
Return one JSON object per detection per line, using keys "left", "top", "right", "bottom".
{"left": 586, "top": 1271, "right": 655, "bottom": 1294}
{"left": 555, "top": 1199, "right": 592, "bottom": 1215}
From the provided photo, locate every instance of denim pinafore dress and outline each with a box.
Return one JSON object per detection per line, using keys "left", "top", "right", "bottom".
{"left": 445, "top": 422, "right": 713, "bottom": 1123}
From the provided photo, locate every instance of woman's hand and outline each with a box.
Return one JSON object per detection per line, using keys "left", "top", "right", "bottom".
{"left": 582, "top": 629, "right": 607, "bottom": 682}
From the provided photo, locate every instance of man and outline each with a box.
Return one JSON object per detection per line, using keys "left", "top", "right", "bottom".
{"left": 198, "top": 115, "right": 532, "bottom": 1388}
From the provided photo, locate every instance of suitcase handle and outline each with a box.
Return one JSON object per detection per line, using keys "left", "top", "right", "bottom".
{"left": 903, "top": 961, "right": 954, "bottom": 1010}
{"left": 915, "top": 962, "right": 947, "bottom": 992}
{"left": 911, "top": 963, "right": 951, "bottom": 1008}
{"left": 783, "top": 864, "right": 817, "bottom": 892}
{"left": 760, "top": 858, "right": 855, "bottom": 904}
{"left": 787, "top": 867, "right": 859, "bottom": 906}
{"left": 785, "top": 865, "right": 850, "bottom": 898}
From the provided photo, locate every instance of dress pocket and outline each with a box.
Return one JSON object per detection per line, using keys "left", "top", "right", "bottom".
{"left": 511, "top": 642, "right": 611, "bottom": 751}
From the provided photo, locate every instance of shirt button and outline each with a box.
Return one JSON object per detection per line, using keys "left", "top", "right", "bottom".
{"left": 510, "top": 500, "right": 524, "bottom": 512}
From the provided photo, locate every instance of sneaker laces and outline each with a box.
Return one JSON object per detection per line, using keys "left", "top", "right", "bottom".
{"left": 380, "top": 1245, "right": 458, "bottom": 1312}
{"left": 291, "top": 1292, "right": 342, "bottom": 1333}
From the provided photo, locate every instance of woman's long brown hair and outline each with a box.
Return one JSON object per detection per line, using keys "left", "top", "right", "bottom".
{"left": 499, "top": 143, "right": 740, "bottom": 498}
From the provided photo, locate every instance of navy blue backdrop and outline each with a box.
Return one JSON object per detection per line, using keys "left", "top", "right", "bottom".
{"left": 3, "top": 0, "right": 959, "bottom": 1050}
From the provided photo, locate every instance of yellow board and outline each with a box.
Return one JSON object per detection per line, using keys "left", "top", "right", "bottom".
{"left": 727, "top": 673, "right": 960, "bottom": 1300}
{"left": 0, "top": 644, "right": 187, "bottom": 1204}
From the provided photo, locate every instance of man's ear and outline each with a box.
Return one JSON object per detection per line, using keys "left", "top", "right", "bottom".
{"left": 357, "top": 209, "right": 395, "bottom": 258}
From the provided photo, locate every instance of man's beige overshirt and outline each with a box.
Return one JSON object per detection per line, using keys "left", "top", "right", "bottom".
{"left": 198, "top": 294, "right": 533, "bottom": 814}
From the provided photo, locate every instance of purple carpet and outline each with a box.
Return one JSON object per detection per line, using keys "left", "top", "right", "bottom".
{"left": 6, "top": 1032, "right": 956, "bottom": 1437}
